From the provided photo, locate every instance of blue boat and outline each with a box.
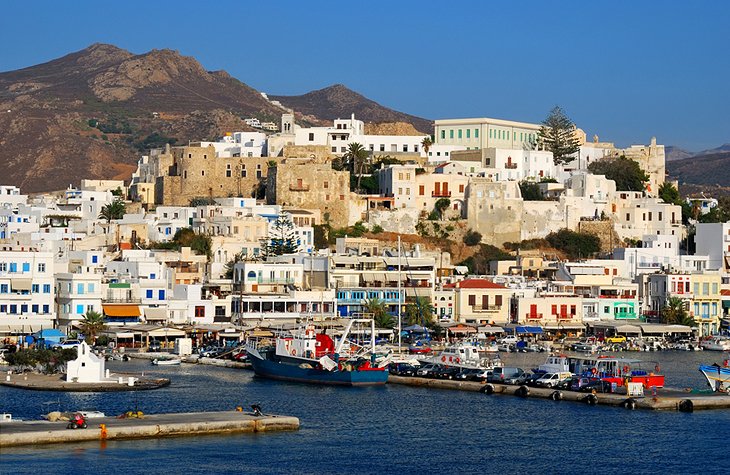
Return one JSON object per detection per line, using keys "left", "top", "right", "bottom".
{"left": 699, "top": 360, "right": 730, "bottom": 393}
{"left": 246, "top": 319, "right": 388, "bottom": 387}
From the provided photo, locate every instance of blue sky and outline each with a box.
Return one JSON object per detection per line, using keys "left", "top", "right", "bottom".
{"left": 1, "top": 1, "right": 728, "bottom": 151}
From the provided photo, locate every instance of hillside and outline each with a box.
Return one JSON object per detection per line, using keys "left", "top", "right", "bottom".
{"left": 1, "top": 44, "right": 433, "bottom": 192}
{"left": 668, "top": 151, "right": 730, "bottom": 186}
{"left": 271, "top": 84, "right": 432, "bottom": 134}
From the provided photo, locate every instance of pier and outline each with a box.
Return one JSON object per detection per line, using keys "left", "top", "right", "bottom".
{"left": 0, "top": 410, "right": 300, "bottom": 447}
{"left": 388, "top": 375, "right": 730, "bottom": 412}
{"left": 0, "top": 372, "right": 170, "bottom": 392}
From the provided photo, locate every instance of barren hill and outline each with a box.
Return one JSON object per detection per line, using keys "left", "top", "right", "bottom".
{"left": 271, "top": 84, "right": 432, "bottom": 134}
{"left": 668, "top": 150, "right": 730, "bottom": 187}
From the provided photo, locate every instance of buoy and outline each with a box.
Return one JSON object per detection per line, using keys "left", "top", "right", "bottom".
{"left": 591, "top": 367, "right": 598, "bottom": 376}
{"left": 584, "top": 393, "right": 598, "bottom": 405}
{"left": 623, "top": 398, "right": 637, "bottom": 410}
{"left": 441, "top": 356, "right": 446, "bottom": 362}
{"left": 550, "top": 390, "right": 563, "bottom": 401}
{"left": 678, "top": 399, "right": 694, "bottom": 413}
{"left": 481, "top": 384, "right": 494, "bottom": 395}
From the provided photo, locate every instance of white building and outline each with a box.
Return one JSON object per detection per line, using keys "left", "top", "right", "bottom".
{"left": 0, "top": 250, "right": 55, "bottom": 333}
{"left": 56, "top": 271, "right": 103, "bottom": 331}
{"left": 66, "top": 341, "right": 106, "bottom": 383}
{"left": 695, "top": 222, "right": 730, "bottom": 272}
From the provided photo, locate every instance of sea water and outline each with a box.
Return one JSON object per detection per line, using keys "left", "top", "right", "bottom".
{"left": 1, "top": 352, "right": 728, "bottom": 475}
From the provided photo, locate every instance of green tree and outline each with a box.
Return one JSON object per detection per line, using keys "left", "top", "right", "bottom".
{"left": 344, "top": 142, "right": 369, "bottom": 192}
{"left": 658, "top": 182, "right": 681, "bottom": 205}
{"left": 261, "top": 216, "right": 299, "bottom": 258}
{"left": 463, "top": 230, "right": 483, "bottom": 246}
{"left": 519, "top": 181, "right": 544, "bottom": 201}
{"left": 661, "top": 296, "right": 696, "bottom": 327}
{"left": 587, "top": 155, "right": 649, "bottom": 191}
{"left": 545, "top": 229, "right": 601, "bottom": 259}
{"left": 404, "top": 297, "right": 435, "bottom": 326}
{"left": 224, "top": 251, "right": 246, "bottom": 279}
{"left": 363, "top": 298, "right": 394, "bottom": 329}
{"left": 421, "top": 136, "right": 433, "bottom": 155}
{"left": 538, "top": 106, "right": 581, "bottom": 165}
{"left": 79, "top": 310, "right": 106, "bottom": 343}
{"left": 434, "top": 198, "right": 451, "bottom": 220}
{"left": 98, "top": 199, "right": 126, "bottom": 223}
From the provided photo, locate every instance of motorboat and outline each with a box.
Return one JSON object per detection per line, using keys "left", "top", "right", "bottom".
{"left": 422, "top": 341, "right": 503, "bottom": 370}
{"left": 699, "top": 356, "right": 730, "bottom": 392}
{"left": 700, "top": 336, "right": 730, "bottom": 352}
{"left": 152, "top": 357, "right": 182, "bottom": 366}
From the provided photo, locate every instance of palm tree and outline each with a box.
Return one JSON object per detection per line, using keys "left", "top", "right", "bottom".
{"left": 404, "top": 297, "right": 435, "bottom": 326}
{"left": 421, "top": 136, "right": 433, "bottom": 156}
{"left": 344, "top": 142, "right": 369, "bottom": 192}
{"left": 363, "top": 298, "right": 393, "bottom": 329}
{"left": 661, "top": 296, "right": 696, "bottom": 327}
{"left": 98, "top": 199, "right": 126, "bottom": 223}
{"left": 79, "top": 310, "right": 106, "bottom": 343}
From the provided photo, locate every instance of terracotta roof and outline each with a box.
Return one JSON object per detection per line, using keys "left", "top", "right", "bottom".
{"left": 444, "top": 278, "right": 507, "bottom": 290}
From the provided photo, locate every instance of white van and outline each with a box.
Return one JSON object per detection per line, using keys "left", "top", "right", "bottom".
{"left": 535, "top": 372, "right": 572, "bottom": 388}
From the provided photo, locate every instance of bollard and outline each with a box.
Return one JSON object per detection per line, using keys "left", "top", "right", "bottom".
{"left": 99, "top": 423, "right": 108, "bottom": 439}
{"left": 5, "top": 375, "right": 9, "bottom": 382}
{"left": 127, "top": 377, "right": 135, "bottom": 386}
{"left": 118, "top": 376, "right": 123, "bottom": 384}
{"left": 106, "top": 369, "right": 110, "bottom": 378}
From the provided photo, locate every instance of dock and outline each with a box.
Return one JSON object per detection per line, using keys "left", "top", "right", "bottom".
{"left": 0, "top": 372, "right": 170, "bottom": 392}
{"left": 388, "top": 375, "right": 730, "bottom": 412}
{"left": 0, "top": 410, "right": 300, "bottom": 447}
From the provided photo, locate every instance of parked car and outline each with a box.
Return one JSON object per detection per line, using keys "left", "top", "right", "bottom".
{"left": 455, "top": 368, "right": 482, "bottom": 381}
{"left": 199, "top": 346, "right": 226, "bottom": 358}
{"left": 232, "top": 350, "right": 248, "bottom": 362}
{"left": 504, "top": 372, "right": 533, "bottom": 385}
{"left": 488, "top": 367, "right": 524, "bottom": 383}
{"left": 416, "top": 363, "right": 441, "bottom": 377}
{"left": 147, "top": 340, "right": 162, "bottom": 352}
{"left": 52, "top": 339, "right": 81, "bottom": 350}
{"left": 535, "top": 372, "right": 573, "bottom": 388}
{"left": 472, "top": 369, "right": 493, "bottom": 381}
{"left": 388, "top": 363, "right": 418, "bottom": 377}
{"left": 525, "top": 373, "right": 546, "bottom": 386}
{"left": 579, "top": 379, "right": 613, "bottom": 393}
{"left": 605, "top": 335, "right": 627, "bottom": 344}
{"left": 433, "top": 366, "right": 461, "bottom": 380}
{"left": 569, "top": 377, "right": 594, "bottom": 391}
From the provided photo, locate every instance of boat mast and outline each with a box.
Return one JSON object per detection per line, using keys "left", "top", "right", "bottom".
{"left": 397, "top": 235, "right": 402, "bottom": 353}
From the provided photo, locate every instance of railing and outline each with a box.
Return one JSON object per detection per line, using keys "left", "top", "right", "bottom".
{"left": 104, "top": 297, "right": 142, "bottom": 303}
{"left": 598, "top": 294, "right": 635, "bottom": 299}
{"left": 525, "top": 313, "right": 543, "bottom": 319}
{"left": 472, "top": 305, "right": 501, "bottom": 312}
{"left": 431, "top": 191, "right": 451, "bottom": 197}
{"left": 671, "top": 220, "right": 682, "bottom": 225}
{"left": 256, "top": 278, "right": 296, "bottom": 285}
{"left": 557, "top": 313, "right": 573, "bottom": 320}
{"left": 504, "top": 163, "right": 517, "bottom": 169}
{"left": 289, "top": 184, "right": 310, "bottom": 192}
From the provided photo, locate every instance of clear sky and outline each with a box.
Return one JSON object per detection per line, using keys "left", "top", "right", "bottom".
{"left": 1, "top": 1, "right": 728, "bottom": 151}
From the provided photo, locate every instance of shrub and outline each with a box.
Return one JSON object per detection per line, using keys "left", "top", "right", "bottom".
{"left": 371, "top": 224, "right": 384, "bottom": 234}
{"left": 463, "top": 230, "right": 482, "bottom": 246}
{"left": 545, "top": 229, "right": 601, "bottom": 259}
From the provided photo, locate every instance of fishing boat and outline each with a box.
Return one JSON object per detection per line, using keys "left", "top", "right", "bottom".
{"left": 699, "top": 353, "right": 730, "bottom": 392}
{"left": 246, "top": 319, "right": 388, "bottom": 386}
{"left": 152, "top": 357, "right": 182, "bottom": 366}
{"left": 538, "top": 354, "right": 665, "bottom": 388}
{"left": 700, "top": 336, "right": 730, "bottom": 352}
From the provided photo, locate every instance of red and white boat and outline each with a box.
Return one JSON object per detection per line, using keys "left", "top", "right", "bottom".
{"left": 539, "top": 354, "right": 664, "bottom": 388}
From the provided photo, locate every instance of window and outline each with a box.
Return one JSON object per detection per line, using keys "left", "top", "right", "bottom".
{"left": 22, "top": 262, "right": 30, "bottom": 272}
{"left": 92, "top": 255, "right": 98, "bottom": 264}
{"left": 475, "top": 129, "right": 479, "bottom": 138}
{"left": 42, "top": 304, "right": 49, "bottom": 314}
{"left": 43, "top": 284, "right": 51, "bottom": 293}
{"left": 195, "top": 306, "right": 205, "bottom": 318}
{"left": 77, "top": 283, "right": 84, "bottom": 295}
{"left": 495, "top": 295, "right": 502, "bottom": 306}
{"left": 468, "top": 295, "right": 476, "bottom": 306}
{"left": 551, "top": 305, "right": 557, "bottom": 315}
{"left": 159, "top": 290, "right": 165, "bottom": 300}
{"left": 466, "top": 129, "right": 470, "bottom": 139}
{"left": 449, "top": 130, "right": 454, "bottom": 139}
{"left": 440, "top": 130, "right": 445, "bottom": 140}
{"left": 0, "top": 263, "right": 6, "bottom": 272}
{"left": 0, "top": 284, "right": 7, "bottom": 293}
{"left": 32, "top": 284, "right": 39, "bottom": 293}
{"left": 458, "top": 130, "right": 462, "bottom": 139}
{"left": 402, "top": 144, "right": 408, "bottom": 152}
{"left": 88, "top": 283, "right": 95, "bottom": 293}
{"left": 419, "top": 185, "right": 424, "bottom": 196}
{"left": 38, "top": 263, "right": 46, "bottom": 272}
{"left": 9, "top": 305, "right": 17, "bottom": 314}
{"left": 323, "top": 181, "right": 329, "bottom": 189}
{"left": 76, "top": 304, "right": 84, "bottom": 315}
{"left": 308, "top": 133, "right": 314, "bottom": 141}
{"left": 226, "top": 169, "right": 232, "bottom": 177}
{"left": 331, "top": 147, "right": 337, "bottom": 153}
{"left": 146, "top": 289, "right": 153, "bottom": 299}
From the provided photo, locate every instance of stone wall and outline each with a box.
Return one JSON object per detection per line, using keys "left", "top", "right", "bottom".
{"left": 576, "top": 219, "right": 622, "bottom": 252}
{"left": 465, "top": 179, "right": 523, "bottom": 246}
{"left": 367, "top": 208, "right": 420, "bottom": 234}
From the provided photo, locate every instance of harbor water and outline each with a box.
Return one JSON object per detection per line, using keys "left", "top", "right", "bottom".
{"left": 1, "top": 351, "right": 729, "bottom": 474}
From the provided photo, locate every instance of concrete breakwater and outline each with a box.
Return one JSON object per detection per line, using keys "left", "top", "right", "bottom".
{"left": 0, "top": 410, "right": 300, "bottom": 448}
{"left": 388, "top": 375, "right": 730, "bottom": 412}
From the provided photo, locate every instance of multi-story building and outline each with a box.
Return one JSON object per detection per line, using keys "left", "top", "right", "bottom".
{"left": 515, "top": 293, "right": 585, "bottom": 331}
{"left": 434, "top": 117, "right": 540, "bottom": 151}
{"left": 442, "top": 278, "right": 512, "bottom": 325}
{"left": 695, "top": 222, "right": 730, "bottom": 272}
{"left": 0, "top": 250, "right": 55, "bottom": 332}
{"left": 56, "top": 271, "right": 103, "bottom": 331}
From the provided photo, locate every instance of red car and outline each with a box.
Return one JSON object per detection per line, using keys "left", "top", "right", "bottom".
{"left": 408, "top": 346, "right": 432, "bottom": 355}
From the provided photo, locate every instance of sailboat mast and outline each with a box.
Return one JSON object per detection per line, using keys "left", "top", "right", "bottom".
{"left": 397, "top": 235, "right": 402, "bottom": 352}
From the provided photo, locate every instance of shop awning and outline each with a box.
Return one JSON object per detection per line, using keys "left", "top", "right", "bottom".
{"left": 516, "top": 326, "right": 543, "bottom": 334}
{"left": 103, "top": 305, "right": 141, "bottom": 317}
{"left": 478, "top": 326, "right": 505, "bottom": 334}
{"left": 144, "top": 307, "right": 168, "bottom": 321}
{"left": 11, "top": 279, "right": 32, "bottom": 291}
{"left": 614, "top": 324, "right": 642, "bottom": 334}
{"left": 146, "top": 327, "right": 186, "bottom": 338}
{"left": 101, "top": 329, "right": 137, "bottom": 339}
{"left": 543, "top": 324, "right": 586, "bottom": 330}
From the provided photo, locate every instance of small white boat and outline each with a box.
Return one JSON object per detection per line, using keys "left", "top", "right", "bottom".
{"left": 79, "top": 411, "right": 106, "bottom": 419}
{"left": 152, "top": 358, "right": 182, "bottom": 366}
{"left": 700, "top": 336, "right": 730, "bottom": 352}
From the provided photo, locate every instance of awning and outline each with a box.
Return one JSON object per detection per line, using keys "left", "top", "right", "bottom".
{"left": 11, "top": 279, "right": 32, "bottom": 291}
{"left": 615, "top": 324, "right": 642, "bottom": 334}
{"left": 543, "top": 324, "right": 586, "bottom": 330}
{"left": 101, "top": 329, "right": 137, "bottom": 339}
{"left": 146, "top": 327, "right": 186, "bottom": 338}
{"left": 516, "top": 326, "right": 543, "bottom": 334}
{"left": 478, "top": 326, "right": 505, "bottom": 334}
{"left": 144, "top": 307, "right": 168, "bottom": 321}
{"left": 103, "top": 304, "right": 141, "bottom": 317}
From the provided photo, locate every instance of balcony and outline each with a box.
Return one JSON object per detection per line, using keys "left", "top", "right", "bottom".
{"left": 472, "top": 305, "right": 502, "bottom": 313}
{"left": 289, "top": 183, "right": 310, "bottom": 192}
{"left": 431, "top": 191, "right": 452, "bottom": 198}
{"left": 525, "top": 312, "right": 543, "bottom": 320}
{"left": 504, "top": 163, "right": 518, "bottom": 169}
{"left": 104, "top": 297, "right": 142, "bottom": 303}
{"left": 556, "top": 313, "right": 574, "bottom": 320}
{"left": 256, "top": 278, "right": 296, "bottom": 285}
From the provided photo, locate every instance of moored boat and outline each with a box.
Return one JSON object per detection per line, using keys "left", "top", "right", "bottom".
{"left": 152, "top": 357, "right": 182, "bottom": 366}
{"left": 700, "top": 336, "right": 730, "bottom": 352}
{"left": 421, "top": 341, "right": 503, "bottom": 370}
{"left": 538, "top": 353, "right": 665, "bottom": 388}
{"left": 246, "top": 319, "right": 388, "bottom": 386}
{"left": 699, "top": 353, "right": 730, "bottom": 392}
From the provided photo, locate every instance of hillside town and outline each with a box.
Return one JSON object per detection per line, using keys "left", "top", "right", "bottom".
{"left": 1, "top": 109, "right": 729, "bottom": 350}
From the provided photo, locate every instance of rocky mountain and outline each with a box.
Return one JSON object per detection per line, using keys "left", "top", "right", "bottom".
{"left": 1, "top": 44, "right": 432, "bottom": 192}
{"left": 668, "top": 150, "right": 730, "bottom": 187}
{"left": 271, "top": 84, "right": 432, "bottom": 134}
{"left": 665, "top": 145, "right": 694, "bottom": 161}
